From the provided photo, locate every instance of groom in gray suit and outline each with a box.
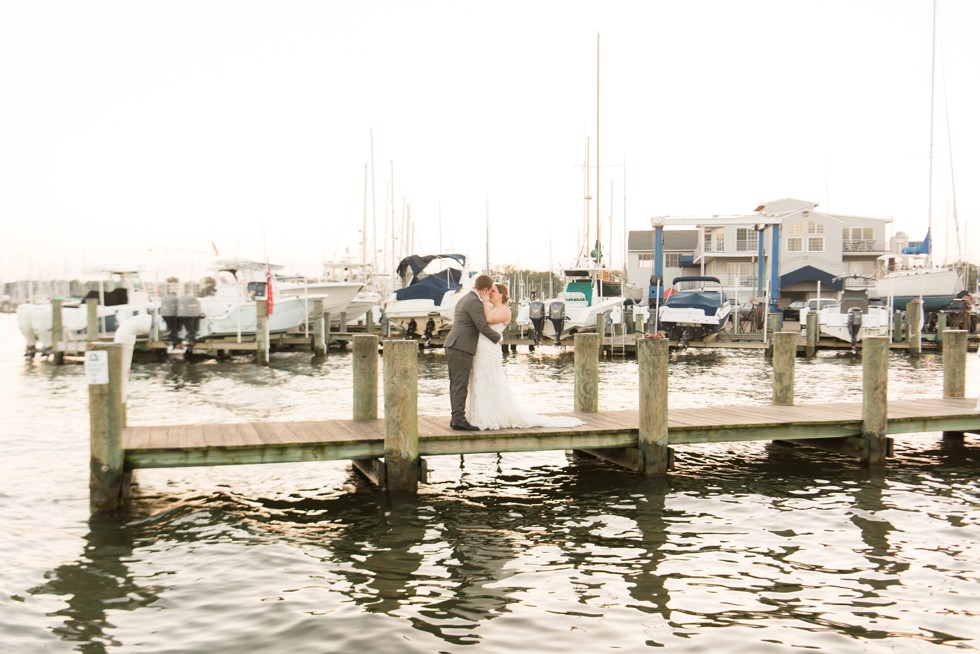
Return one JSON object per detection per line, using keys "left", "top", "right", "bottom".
{"left": 445, "top": 274, "right": 501, "bottom": 431}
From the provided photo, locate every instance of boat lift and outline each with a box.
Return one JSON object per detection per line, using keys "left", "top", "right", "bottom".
{"left": 650, "top": 215, "right": 783, "bottom": 314}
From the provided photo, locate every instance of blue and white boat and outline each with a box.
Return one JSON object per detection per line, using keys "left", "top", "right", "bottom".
{"left": 657, "top": 276, "right": 732, "bottom": 345}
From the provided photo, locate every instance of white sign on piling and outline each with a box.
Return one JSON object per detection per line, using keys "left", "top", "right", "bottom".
{"left": 85, "top": 350, "right": 109, "bottom": 385}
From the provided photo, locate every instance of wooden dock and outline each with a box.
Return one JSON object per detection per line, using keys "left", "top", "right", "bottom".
{"left": 122, "top": 398, "right": 980, "bottom": 471}
{"left": 86, "top": 331, "right": 979, "bottom": 513}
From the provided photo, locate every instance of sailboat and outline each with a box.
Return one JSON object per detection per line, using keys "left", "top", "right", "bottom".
{"left": 874, "top": 0, "right": 964, "bottom": 314}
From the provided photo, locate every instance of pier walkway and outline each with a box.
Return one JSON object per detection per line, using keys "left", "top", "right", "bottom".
{"left": 87, "top": 330, "right": 979, "bottom": 513}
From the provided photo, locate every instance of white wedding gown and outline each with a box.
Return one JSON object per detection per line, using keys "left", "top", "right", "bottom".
{"left": 467, "top": 323, "right": 585, "bottom": 430}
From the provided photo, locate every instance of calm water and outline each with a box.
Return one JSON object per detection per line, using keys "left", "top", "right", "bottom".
{"left": 1, "top": 313, "right": 978, "bottom": 653}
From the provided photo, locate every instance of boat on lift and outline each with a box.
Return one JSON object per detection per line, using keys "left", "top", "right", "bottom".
{"left": 656, "top": 276, "right": 733, "bottom": 346}
{"left": 818, "top": 276, "right": 890, "bottom": 348}
{"left": 383, "top": 254, "right": 468, "bottom": 339}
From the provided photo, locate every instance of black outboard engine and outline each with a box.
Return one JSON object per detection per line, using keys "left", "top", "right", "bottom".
{"left": 549, "top": 301, "right": 566, "bottom": 346}
{"left": 423, "top": 317, "right": 435, "bottom": 344}
{"left": 177, "top": 295, "right": 202, "bottom": 350}
{"left": 160, "top": 295, "right": 180, "bottom": 347}
{"left": 846, "top": 307, "right": 863, "bottom": 347}
{"left": 406, "top": 318, "right": 418, "bottom": 339}
{"left": 528, "top": 301, "right": 545, "bottom": 345}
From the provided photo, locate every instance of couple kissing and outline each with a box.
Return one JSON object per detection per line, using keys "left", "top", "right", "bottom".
{"left": 444, "top": 274, "right": 584, "bottom": 432}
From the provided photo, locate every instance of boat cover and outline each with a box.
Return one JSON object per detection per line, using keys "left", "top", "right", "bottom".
{"left": 663, "top": 290, "right": 725, "bottom": 315}
{"left": 393, "top": 268, "right": 464, "bottom": 305}
{"left": 395, "top": 254, "right": 466, "bottom": 285}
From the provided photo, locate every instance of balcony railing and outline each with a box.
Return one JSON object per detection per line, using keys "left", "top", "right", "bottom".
{"left": 842, "top": 239, "right": 885, "bottom": 252}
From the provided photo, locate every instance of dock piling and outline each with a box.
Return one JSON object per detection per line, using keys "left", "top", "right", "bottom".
{"left": 574, "top": 333, "right": 601, "bottom": 412}
{"left": 942, "top": 329, "right": 968, "bottom": 439}
{"left": 256, "top": 299, "right": 269, "bottom": 366}
{"left": 805, "top": 311, "right": 818, "bottom": 358}
{"left": 88, "top": 343, "right": 126, "bottom": 513}
{"left": 861, "top": 336, "right": 889, "bottom": 464}
{"left": 907, "top": 300, "right": 922, "bottom": 357}
{"left": 312, "top": 298, "right": 326, "bottom": 358}
{"left": 52, "top": 298, "right": 64, "bottom": 365}
{"left": 86, "top": 297, "right": 99, "bottom": 342}
{"left": 772, "top": 332, "right": 796, "bottom": 406}
{"left": 353, "top": 334, "right": 379, "bottom": 420}
{"left": 383, "top": 340, "right": 419, "bottom": 494}
{"left": 638, "top": 336, "right": 671, "bottom": 475}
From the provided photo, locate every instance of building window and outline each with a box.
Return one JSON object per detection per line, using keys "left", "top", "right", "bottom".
{"left": 736, "top": 228, "right": 758, "bottom": 251}
{"left": 787, "top": 237, "right": 803, "bottom": 252}
{"left": 638, "top": 253, "right": 653, "bottom": 268}
{"left": 665, "top": 253, "right": 680, "bottom": 268}
{"left": 808, "top": 236, "right": 824, "bottom": 252}
{"left": 713, "top": 228, "right": 725, "bottom": 252}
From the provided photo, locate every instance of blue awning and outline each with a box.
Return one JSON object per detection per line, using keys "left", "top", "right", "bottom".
{"left": 780, "top": 265, "right": 842, "bottom": 291}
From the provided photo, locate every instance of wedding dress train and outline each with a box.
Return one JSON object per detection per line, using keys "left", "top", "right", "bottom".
{"left": 467, "top": 324, "right": 584, "bottom": 430}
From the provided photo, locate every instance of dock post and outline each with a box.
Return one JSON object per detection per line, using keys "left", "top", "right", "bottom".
{"left": 805, "top": 311, "right": 818, "bottom": 358}
{"left": 772, "top": 331, "right": 796, "bottom": 406}
{"left": 51, "top": 298, "right": 64, "bottom": 365}
{"left": 324, "top": 312, "right": 332, "bottom": 348}
{"left": 765, "top": 313, "right": 782, "bottom": 357}
{"left": 383, "top": 340, "right": 419, "bottom": 494}
{"left": 861, "top": 336, "right": 889, "bottom": 465}
{"left": 312, "top": 298, "right": 326, "bottom": 358}
{"left": 943, "top": 330, "right": 968, "bottom": 439}
{"left": 936, "top": 312, "right": 947, "bottom": 346}
{"left": 574, "top": 333, "right": 601, "bottom": 413}
{"left": 339, "top": 311, "right": 348, "bottom": 334}
{"left": 88, "top": 343, "right": 126, "bottom": 513}
{"left": 907, "top": 300, "right": 922, "bottom": 357}
{"left": 353, "top": 334, "right": 379, "bottom": 420}
{"left": 256, "top": 299, "right": 269, "bottom": 365}
{"left": 364, "top": 308, "right": 374, "bottom": 335}
{"left": 638, "top": 336, "right": 670, "bottom": 475}
{"left": 86, "top": 297, "right": 99, "bottom": 342}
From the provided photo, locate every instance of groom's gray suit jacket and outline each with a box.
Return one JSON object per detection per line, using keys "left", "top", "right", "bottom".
{"left": 445, "top": 291, "right": 501, "bottom": 353}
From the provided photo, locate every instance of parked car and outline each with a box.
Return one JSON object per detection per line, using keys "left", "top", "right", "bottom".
{"left": 782, "top": 300, "right": 807, "bottom": 321}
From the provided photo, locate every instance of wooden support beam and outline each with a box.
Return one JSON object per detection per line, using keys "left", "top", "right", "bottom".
{"left": 312, "top": 298, "right": 326, "bottom": 358}
{"left": 256, "top": 299, "right": 269, "bottom": 366}
{"left": 574, "top": 333, "right": 600, "bottom": 413}
{"left": 943, "top": 329, "right": 967, "bottom": 439}
{"left": 353, "top": 334, "right": 378, "bottom": 421}
{"left": 907, "top": 299, "right": 922, "bottom": 357}
{"left": 638, "top": 336, "right": 671, "bottom": 475}
{"left": 805, "top": 311, "right": 818, "bottom": 358}
{"left": 862, "top": 336, "right": 888, "bottom": 464}
{"left": 772, "top": 331, "right": 796, "bottom": 406}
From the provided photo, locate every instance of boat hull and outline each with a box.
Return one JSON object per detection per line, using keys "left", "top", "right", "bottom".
{"left": 874, "top": 268, "right": 963, "bottom": 312}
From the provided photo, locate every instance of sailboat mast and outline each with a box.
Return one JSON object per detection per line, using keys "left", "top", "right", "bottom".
{"left": 595, "top": 31, "right": 601, "bottom": 264}
{"left": 927, "top": 0, "right": 937, "bottom": 252}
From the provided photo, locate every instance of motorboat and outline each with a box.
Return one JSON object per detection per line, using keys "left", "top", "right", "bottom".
{"left": 817, "top": 278, "right": 890, "bottom": 347}
{"left": 656, "top": 276, "right": 732, "bottom": 345}
{"left": 16, "top": 269, "right": 160, "bottom": 357}
{"left": 383, "top": 254, "right": 468, "bottom": 339}
{"left": 164, "top": 260, "right": 312, "bottom": 346}
{"left": 874, "top": 253, "right": 964, "bottom": 313}
{"left": 275, "top": 274, "right": 365, "bottom": 324}
{"left": 515, "top": 257, "right": 627, "bottom": 345}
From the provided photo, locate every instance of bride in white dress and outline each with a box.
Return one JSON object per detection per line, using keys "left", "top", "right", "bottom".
{"left": 466, "top": 283, "right": 585, "bottom": 430}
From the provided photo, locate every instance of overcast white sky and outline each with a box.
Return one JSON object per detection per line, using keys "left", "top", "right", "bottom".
{"left": 2, "top": 0, "right": 978, "bottom": 283}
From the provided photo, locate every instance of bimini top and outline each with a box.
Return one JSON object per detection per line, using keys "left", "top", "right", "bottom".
{"left": 393, "top": 254, "right": 466, "bottom": 305}
{"left": 395, "top": 254, "right": 466, "bottom": 286}
{"left": 671, "top": 275, "right": 722, "bottom": 286}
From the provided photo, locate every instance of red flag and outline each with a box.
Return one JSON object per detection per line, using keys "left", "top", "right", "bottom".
{"left": 211, "top": 239, "right": 220, "bottom": 256}
{"left": 266, "top": 264, "right": 275, "bottom": 315}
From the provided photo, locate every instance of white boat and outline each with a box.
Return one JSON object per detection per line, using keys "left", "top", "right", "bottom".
{"left": 656, "top": 276, "right": 733, "bottom": 345}
{"left": 190, "top": 260, "right": 313, "bottom": 341}
{"left": 515, "top": 257, "right": 626, "bottom": 345}
{"left": 276, "top": 276, "right": 365, "bottom": 323}
{"left": 817, "top": 279, "right": 890, "bottom": 347}
{"left": 874, "top": 251, "right": 963, "bottom": 313}
{"left": 16, "top": 269, "right": 160, "bottom": 357}
{"left": 383, "top": 254, "right": 468, "bottom": 338}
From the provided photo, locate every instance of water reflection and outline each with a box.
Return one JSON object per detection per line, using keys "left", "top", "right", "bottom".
{"left": 29, "top": 515, "right": 159, "bottom": 654}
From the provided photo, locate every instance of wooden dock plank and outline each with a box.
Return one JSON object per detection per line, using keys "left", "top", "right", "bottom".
{"left": 122, "top": 397, "right": 980, "bottom": 470}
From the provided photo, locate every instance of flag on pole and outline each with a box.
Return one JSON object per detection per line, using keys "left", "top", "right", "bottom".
{"left": 266, "top": 263, "right": 275, "bottom": 315}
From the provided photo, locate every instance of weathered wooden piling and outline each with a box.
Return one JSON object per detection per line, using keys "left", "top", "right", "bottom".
{"left": 256, "top": 299, "right": 269, "bottom": 366}
{"left": 353, "top": 334, "right": 379, "bottom": 420}
{"left": 312, "top": 298, "right": 326, "bottom": 358}
{"left": 907, "top": 300, "right": 922, "bottom": 357}
{"left": 89, "top": 343, "right": 126, "bottom": 512}
{"left": 772, "top": 331, "right": 796, "bottom": 406}
{"left": 86, "top": 297, "right": 99, "bottom": 342}
{"left": 574, "top": 333, "right": 601, "bottom": 413}
{"left": 805, "top": 311, "right": 819, "bottom": 358}
{"left": 382, "top": 340, "right": 419, "bottom": 493}
{"left": 861, "top": 336, "right": 889, "bottom": 464}
{"left": 942, "top": 330, "right": 968, "bottom": 439}
{"left": 52, "top": 298, "right": 64, "bottom": 365}
{"left": 638, "top": 336, "right": 670, "bottom": 475}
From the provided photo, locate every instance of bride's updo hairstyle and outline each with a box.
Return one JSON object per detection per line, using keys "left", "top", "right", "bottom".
{"left": 495, "top": 283, "right": 509, "bottom": 304}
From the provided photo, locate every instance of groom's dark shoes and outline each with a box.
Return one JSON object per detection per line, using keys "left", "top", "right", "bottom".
{"left": 451, "top": 420, "right": 480, "bottom": 431}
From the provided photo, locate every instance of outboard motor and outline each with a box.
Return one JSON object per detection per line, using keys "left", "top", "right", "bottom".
{"left": 528, "top": 301, "right": 545, "bottom": 345}
{"left": 177, "top": 295, "right": 202, "bottom": 350}
{"left": 406, "top": 318, "right": 418, "bottom": 339}
{"left": 846, "top": 307, "right": 863, "bottom": 347}
{"left": 423, "top": 317, "right": 435, "bottom": 345}
{"left": 549, "top": 301, "right": 566, "bottom": 346}
{"left": 160, "top": 295, "right": 180, "bottom": 347}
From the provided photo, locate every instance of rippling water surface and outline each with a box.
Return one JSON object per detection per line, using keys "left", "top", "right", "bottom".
{"left": 1, "top": 314, "right": 978, "bottom": 653}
